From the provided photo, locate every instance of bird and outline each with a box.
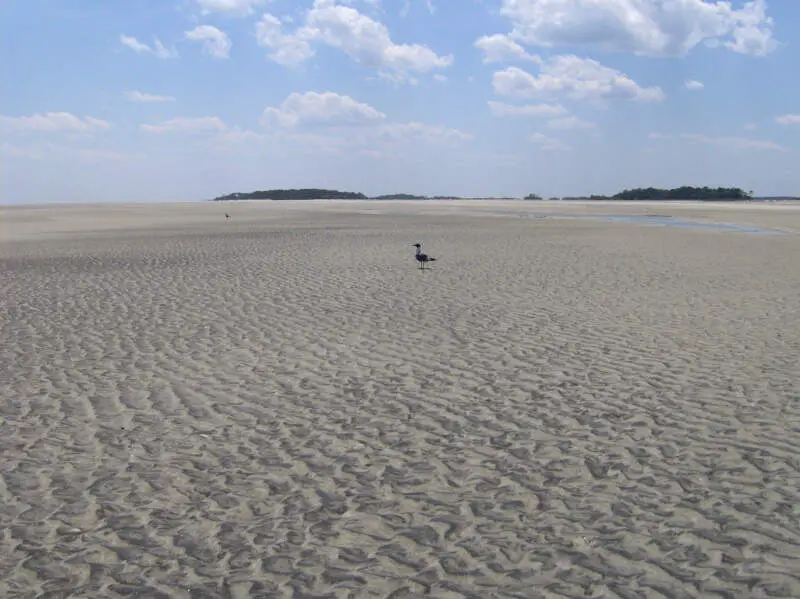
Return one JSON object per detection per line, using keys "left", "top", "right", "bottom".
{"left": 225, "top": 213, "right": 230, "bottom": 220}
{"left": 412, "top": 243, "right": 437, "bottom": 269}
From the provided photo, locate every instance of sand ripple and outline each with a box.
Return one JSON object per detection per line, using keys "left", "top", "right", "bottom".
{"left": 1, "top": 206, "right": 799, "bottom": 598}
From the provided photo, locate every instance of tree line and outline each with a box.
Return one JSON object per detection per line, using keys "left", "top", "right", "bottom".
{"left": 213, "top": 186, "right": 755, "bottom": 202}
{"left": 213, "top": 189, "right": 368, "bottom": 201}
{"left": 527, "top": 186, "right": 752, "bottom": 201}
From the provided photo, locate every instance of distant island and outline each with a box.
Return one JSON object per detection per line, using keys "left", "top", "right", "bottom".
{"left": 211, "top": 186, "right": 795, "bottom": 203}
{"left": 552, "top": 186, "right": 753, "bottom": 202}
{"left": 213, "top": 189, "right": 367, "bottom": 201}
{"left": 372, "top": 193, "right": 426, "bottom": 200}
{"left": 212, "top": 189, "right": 514, "bottom": 201}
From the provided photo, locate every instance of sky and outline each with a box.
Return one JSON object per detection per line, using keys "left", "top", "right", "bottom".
{"left": 1, "top": 0, "right": 799, "bottom": 203}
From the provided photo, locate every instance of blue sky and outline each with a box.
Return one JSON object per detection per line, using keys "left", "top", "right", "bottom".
{"left": 1, "top": 0, "right": 798, "bottom": 203}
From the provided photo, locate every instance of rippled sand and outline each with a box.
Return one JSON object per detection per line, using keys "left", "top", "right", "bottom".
{"left": 1, "top": 200, "right": 799, "bottom": 598}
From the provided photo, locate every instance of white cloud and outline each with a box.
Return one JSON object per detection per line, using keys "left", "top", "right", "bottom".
{"left": 546, "top": 116, "right": 595, "bottom": 130}
{"left": 306, "top": 2, "right": 453, "bottom": 73}
{"left": 684, "top": 79, "right": 704, "bottom": 90}
{"left": 497, "top": 0, "right": 776, "bottom": 57}
{"left": 648, "top": 131, "right": 670, "bottom": 139}
{"left": 744, "top": 123, "right": 757, "bottom": 131}
{"left": 261, "top": 90, "right": 470, "bottom": 151}
{"left": 724, "top": 0, "right": 776, "bottom": 56}
{"left": 488, "top": 100, "right": 567, "bottom": 117}
{"left": 84, "top": 117, "right": 111, "bottom": 130}
{"left": 377, "top": 71, "right": 420, "bottom": 86}
{"left": 262, "top": 91, "right": 386, "bottom": 128}
{"left": 185, "top": 26, "right": 232, "bottom": 59}
{"left": 0, "top": 112, "right": 111, "bottom": 133}
{"left": 140, "top": 119, "right": 261, "bottom": 146}
{"left": 681, "top": 133, "right": 787, "bottom": 152}
{"left": 126, "top": 91, "right": 177, "bottom": 103}
{"left": 530, "top": 132, "right": 571, "bottom": 151}
{"left": 255, "top": 2, "right": 452, "bottom": 80}
{"left": 492, "top": 57, "right": 664, "bottom": 103}
{"left": 475, "top": 34, "right": 538, "bottom": 64}
{"left": 281, "top": 120, "right": 471, "bottom": 155}
{"left": 196, "top": 0, "right": 269, "bottom": 16}
{"left": 400, "top": 0, "right": 435, "bottom": 15}
{"left": 255, "top": 14, "right": 316, "bottom": 66}
{"left": 377, "top": 122, "right": 472, "bottom": 143}
{"left": 140, "top": 117, "right": 229, "bottom": 134}
{"left": 120, "top": 35, "right": 176, "bottom": 59}
{"left": 776, "top": 114, "right": 800, "bottom": 125}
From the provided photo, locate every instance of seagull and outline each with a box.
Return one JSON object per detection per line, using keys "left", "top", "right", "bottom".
{"left": 225, "top": 213, "right": 230, "bottom": 220}
{"left": 412, "top": 243, "right": 437, "bottom": 269}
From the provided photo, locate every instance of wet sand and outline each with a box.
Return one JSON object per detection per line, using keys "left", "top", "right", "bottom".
{"left": 1, "top": 200, "right": 799, "bottom": 598}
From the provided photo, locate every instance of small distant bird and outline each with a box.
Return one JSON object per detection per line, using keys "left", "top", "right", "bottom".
{"left": 412, "top": 243, "right": 437, "bottom": 269}
{"left": 225, "top": 213, "right": 230, "bottom": 220}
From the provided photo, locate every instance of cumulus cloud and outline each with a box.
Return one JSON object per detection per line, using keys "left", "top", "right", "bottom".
{"left": 196, "top": 0, "right": 269, "bottom": 16}
{"left": 496, "top": 0, "right": 776, "bottom": 57}
{"left": 377, "top": 121, "right": 472, "bottom": 143}
{"left": 492, "top": 56, "right": 664, "bottom": 103}
{"left": 255, "top": 1, "right": 452, "bottom": 80}
{"left": 305, "top": 2, "right": 452, "bottom": 73}
{"left": 684, "top": 79, "right": 704, "bottom": 90}
{"left": 530, "top": 132, "right": 571, "bottom": 151}
{"left": 262, "top": 90, "right": 470, "bottom": 148}
{"left": 0, "top": 112, "right": 111, "bottom": 133}
{"left": 139, "top": 117, "right": 261, "bottom": 146}
{"left": 262, "top": 91, "right": 386, "bottom": 128}
{"left": 140, "top": 117, "right": 229, "bottom": 134}
{"left": 488, "top": 100, "right": 567, "bottom": 117}
{"left": 185, "top": 26, "right": 232, "bottom": 59}
{"left": 119, "top": 35, "right": 176, "bottom": 58}
{"left": 255, "top": 14, "right": 316, "bottom": 66}
{"left": 475, "top": 34, "right": 538, "bottom": 64}
{"left": 776, "top": 114, "right": 800, "bottom": 125}
{"left": 546, "top": 116, "right": 595, "bottom": 130}
{"left": 126, "top": 91, "right": 177, "bottom": 103}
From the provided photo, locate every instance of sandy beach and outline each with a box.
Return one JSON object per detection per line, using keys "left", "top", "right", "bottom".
{"left": 1, "top": 200, "right": 799, "bottom": 598}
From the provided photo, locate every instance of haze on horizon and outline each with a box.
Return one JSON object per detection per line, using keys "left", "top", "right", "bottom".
{"left": 2, "top": 0, "right": 799, "bottom": 204}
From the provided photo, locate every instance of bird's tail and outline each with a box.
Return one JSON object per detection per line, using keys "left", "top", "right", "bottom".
{"left": 430, "top": 257, "right": 437, "bottom": 261}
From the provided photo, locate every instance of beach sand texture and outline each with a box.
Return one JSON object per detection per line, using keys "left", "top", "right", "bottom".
{"left": 1, "top": 201, "right": 799, "bottom": 598}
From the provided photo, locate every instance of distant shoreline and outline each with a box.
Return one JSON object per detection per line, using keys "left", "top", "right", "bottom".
{"left": 210, "top": 196, "right": 800, "bottom": 203}
{"left": 210, "top": 187, "right": 798, "bottom": 203}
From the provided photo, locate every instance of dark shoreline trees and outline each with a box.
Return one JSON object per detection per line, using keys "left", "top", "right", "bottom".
{"left": 212, "top": 189, "right": 367, "bottom": 201}
{"left": 214, "top": 186, "right": 757, "bottom": 202}
{"left": 610, "top": 186, "right": 751, "bottom": 201}
{"left": 372, "top": 193, "right": 426, "bottom": 200}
